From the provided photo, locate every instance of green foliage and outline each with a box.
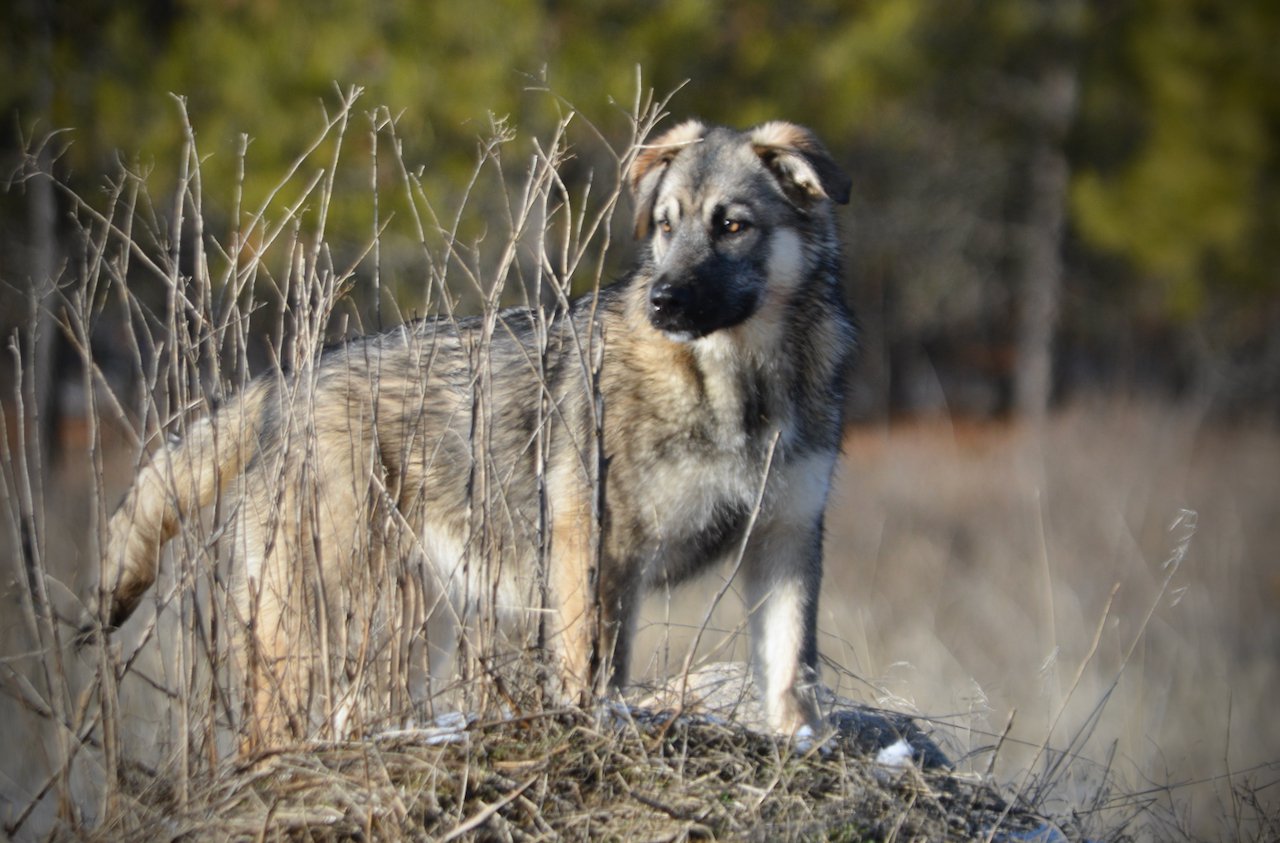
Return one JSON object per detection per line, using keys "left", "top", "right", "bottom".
{"left": 1071, "top": 0, "right": 1280, "bottom": 319}
{"left": 4, "top": 0, "right": 1279, "bottom": 406}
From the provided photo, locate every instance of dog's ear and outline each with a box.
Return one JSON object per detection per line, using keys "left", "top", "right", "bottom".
{"left": 750, "top": 122, "right": 851, "bottom": 207}
{"left": 629, "top": 119, "right": 707, "bottom": 239}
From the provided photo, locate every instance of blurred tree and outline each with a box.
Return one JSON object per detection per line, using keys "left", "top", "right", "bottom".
{"left": 1008, "top": 2, "right": 1083, "bottom": 421}
{"left": 828, "top": 1, "right": 1086, "bottom": 418}
{"left": 3, "top": 0, "right": 1278, "bottom": 423}
{"left": 1073, "top": 2, "right": 1277, "bottom": 313}
{"left": 1071, "top": 0, "right": 1280, "bottom": 404}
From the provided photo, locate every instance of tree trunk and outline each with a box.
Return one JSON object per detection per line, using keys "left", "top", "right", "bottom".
{"left": 1014, "top": 47, "right": 1079, "bottom": 420}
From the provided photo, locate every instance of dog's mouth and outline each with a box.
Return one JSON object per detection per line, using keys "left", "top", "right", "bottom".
{"left": 647, "top": 278, "right": 759, "bottom": 340}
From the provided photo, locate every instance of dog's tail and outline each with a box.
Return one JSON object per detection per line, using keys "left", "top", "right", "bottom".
{"left": 87, "top": 379, "right": 272, "bottom": 635}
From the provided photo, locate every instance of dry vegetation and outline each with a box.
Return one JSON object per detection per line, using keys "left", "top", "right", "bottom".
{"left": 59, "top": 703, "right": 1074, "bottom": 842}
{"left": 1, "top": 89, "right": 1277, "bottom": 840}
{"left": 625, "top": 401, "right": 1280, "bottom": 841}
{"left": 825, "top": 405, "right": 1280, "bottom": 840}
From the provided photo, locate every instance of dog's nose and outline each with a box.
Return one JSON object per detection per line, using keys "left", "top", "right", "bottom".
{"left": 649, "top": 281, "right": 693, "bottom": 316}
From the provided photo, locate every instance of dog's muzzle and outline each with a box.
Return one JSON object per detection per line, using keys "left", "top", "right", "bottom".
{"left": 647, "top": 276, "right": 758, "bottom": 340}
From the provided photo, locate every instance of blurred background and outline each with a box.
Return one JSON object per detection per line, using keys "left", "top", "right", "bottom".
{"left": 4, "top": 0, "right": 1280, "bottom": 422}
{"left": 1, "top": 0, "right": 1277, "bottom": 837}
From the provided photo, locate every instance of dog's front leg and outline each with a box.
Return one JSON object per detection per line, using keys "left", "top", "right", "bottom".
{"left": 548, "top": 511, "right": 638, "bottom": 705}
{"left": 549, "top": 478, "right": 641, "bottom": 706}
{"left": 742, "top": 520, "right": 824, "bottom": 734}
{"left": 548, "top": 498, "right": 594, "bottom": 703}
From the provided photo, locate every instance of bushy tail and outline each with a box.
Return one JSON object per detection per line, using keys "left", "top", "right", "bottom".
{"left": 88, "top": 381, "right": 270, "bottom": 633}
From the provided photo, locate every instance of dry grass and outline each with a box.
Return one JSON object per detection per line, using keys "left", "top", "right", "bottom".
{"left": 821, "top": 406, "right": 1280, "bottom": 840}
{"left": 620, "top": 402, "right": 1280, "bottom": 841}
{"left": 1, "top": 85, "right": 1277, "bottom": 840}
{"left": 71, "top": 704, "right": 1077, "bottom": 842}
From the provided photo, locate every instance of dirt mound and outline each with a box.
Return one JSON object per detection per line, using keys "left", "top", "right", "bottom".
{"left": 89, "top": 666, "right": 1084, "bottom": 841}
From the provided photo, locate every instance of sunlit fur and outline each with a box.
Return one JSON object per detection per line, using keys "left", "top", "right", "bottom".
{"left": 90, "top": 120, "right": 856, "bottom": 744}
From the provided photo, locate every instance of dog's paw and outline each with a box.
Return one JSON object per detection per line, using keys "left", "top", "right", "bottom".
{"left": 790, "top": 719, "right": 839, "bottom": 755}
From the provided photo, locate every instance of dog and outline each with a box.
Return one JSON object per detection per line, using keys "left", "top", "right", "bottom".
{"left": 88, "top": 119, "right": 855, "bottom": 745}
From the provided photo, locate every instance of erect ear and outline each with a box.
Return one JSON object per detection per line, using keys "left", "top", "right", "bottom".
{"left": 750, "top": 121, "right": 851, "bottom": 207}
{"left": 628, "top": 119, "right": 707, "bottom": 239}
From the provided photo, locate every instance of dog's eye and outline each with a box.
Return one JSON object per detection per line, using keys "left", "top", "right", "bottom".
{"left": 657, "top": 217, "right": 673, "bottom": 235}
{"left": 722, "top": 218, "right": 751, "bottom": 235}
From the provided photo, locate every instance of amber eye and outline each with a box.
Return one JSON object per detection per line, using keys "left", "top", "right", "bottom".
{"left": 657, "top": 217, "right": 673, "bottom": 235}
{"left": 723, "top": 218, "right": 750, "bottom": 235}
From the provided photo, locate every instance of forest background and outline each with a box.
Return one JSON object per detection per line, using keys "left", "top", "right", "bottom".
{"left": 1, "top": 0, "right": 1278, "bottom": 838}
{"left": 4, "top": 0, "right": 1280, "bottom": 421}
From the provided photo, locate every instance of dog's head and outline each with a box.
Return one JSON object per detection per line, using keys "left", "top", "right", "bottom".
{"left": 629, "top": 120, "right": 851, "bottom": 341}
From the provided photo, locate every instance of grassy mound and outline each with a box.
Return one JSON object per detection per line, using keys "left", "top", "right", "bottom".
{"left": 93, "top": 706, "right": 1082, "bottom": 842}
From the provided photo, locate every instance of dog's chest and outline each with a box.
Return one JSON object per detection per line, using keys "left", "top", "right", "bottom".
{"left": 628, "top": 445, "right": 756, "bottom": 583}
{"left": 628, "top": 396, "right": 798, "bottom": 565}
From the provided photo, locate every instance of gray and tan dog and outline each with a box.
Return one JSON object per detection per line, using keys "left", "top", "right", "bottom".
{"left": 90, "top": 120, "right": 855, "bottom": 744}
